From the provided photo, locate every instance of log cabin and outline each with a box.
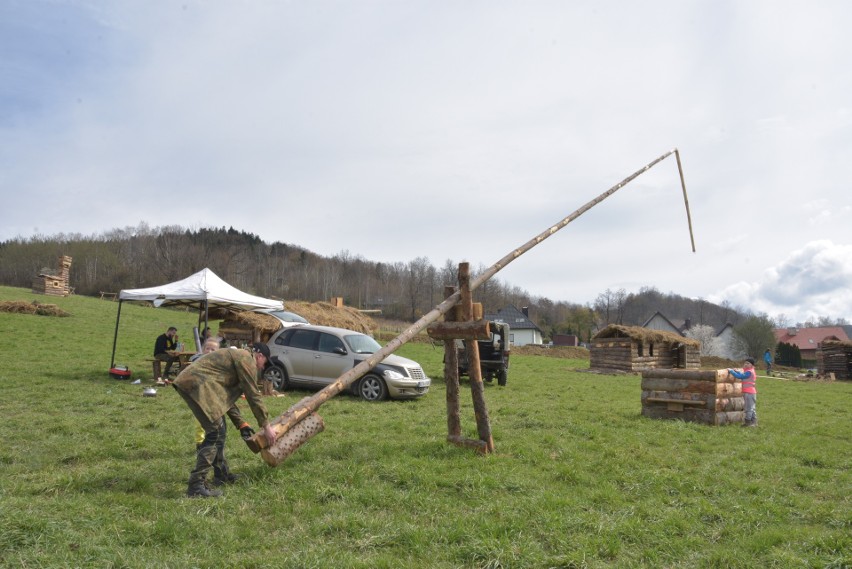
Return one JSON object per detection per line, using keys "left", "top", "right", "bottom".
{"left": 591, "top": 324, "right": 700, "bottom": 373}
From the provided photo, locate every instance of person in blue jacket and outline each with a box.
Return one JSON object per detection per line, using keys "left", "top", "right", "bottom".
{"left": 763, "top": 348, "right": 773, "bottom": 376}
{"left": 728, "top": 357, "right": 758, "bottom": 427}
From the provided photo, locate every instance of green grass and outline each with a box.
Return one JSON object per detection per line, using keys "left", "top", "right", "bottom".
{"left": 0, "top": 286, "right": 850, "bottom": 568}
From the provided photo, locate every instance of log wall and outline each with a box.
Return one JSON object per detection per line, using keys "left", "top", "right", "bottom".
{"left": 590, "top": 338, "right": 700, "bottom": 373}
{"left": 640, "top": 368, "right": 745, "bottom": 426}
{"left": 816, "top": 346, "right": 852, "bottom": 379}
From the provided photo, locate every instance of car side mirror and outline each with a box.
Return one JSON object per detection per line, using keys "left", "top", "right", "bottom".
{"left": 333, "top": 347, "right": 347, "bottom": 355}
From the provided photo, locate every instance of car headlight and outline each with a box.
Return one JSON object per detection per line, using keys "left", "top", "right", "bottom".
{"left": 383, "top": 369, "right": 405, "bottom": 381}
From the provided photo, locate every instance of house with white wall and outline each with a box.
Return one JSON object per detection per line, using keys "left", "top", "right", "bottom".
{"left": 485, "top": 304, "right": 543, "bottom": 347}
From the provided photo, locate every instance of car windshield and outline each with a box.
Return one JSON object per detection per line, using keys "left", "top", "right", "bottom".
{"left": 344, "top": 334, "right": 382, "bottom": 354}
{"left": 267, "top": 311, "right": 308, "bottom": 323}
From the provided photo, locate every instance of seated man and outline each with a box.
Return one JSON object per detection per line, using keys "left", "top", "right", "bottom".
{"left": 153, "top": 326, "right": 179, "bottom": 378}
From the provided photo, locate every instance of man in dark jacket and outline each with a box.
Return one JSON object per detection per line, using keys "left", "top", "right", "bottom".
{"left": 173, "top": 343, "right": 278, "bottom": 498}
{"left": 153, "top": 326, "right": 178, "bottom": 378}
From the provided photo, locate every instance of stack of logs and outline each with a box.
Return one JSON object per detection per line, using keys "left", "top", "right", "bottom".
{"left": 32, "top": 255, "right": 72, "bottom": 297}
{"left": 816, "top": 340, "right": 852, "bottom": 380}
{"left": 641, "top": 368, "right": 744, "bottom": 426}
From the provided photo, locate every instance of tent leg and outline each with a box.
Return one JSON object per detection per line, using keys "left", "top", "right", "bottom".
{"left": 110, "top": 300, "right": 123, "bottom": 369}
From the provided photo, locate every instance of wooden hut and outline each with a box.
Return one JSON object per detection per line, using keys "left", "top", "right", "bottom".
{"left": 641, "top": 368, "right": 744, "bottom": 425}
{"left": 32, "top": 255, "right": 72, "bottom": 297}
{"left": 816, "top": 339, "right": 852, "bottom": 379}
{"left": 591, "top": 324, "right": 700, "bottom": 373}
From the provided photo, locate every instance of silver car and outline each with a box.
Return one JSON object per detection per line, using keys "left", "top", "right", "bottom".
{"left": 264, "top": 324, "right": 431, "bottom": 401}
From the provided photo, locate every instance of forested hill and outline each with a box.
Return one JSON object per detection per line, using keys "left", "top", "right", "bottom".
{"left": 0, "top": 224, "right": 750, "bottom": 340}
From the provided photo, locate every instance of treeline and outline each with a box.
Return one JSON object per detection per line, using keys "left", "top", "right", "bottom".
{"left": 1, "top": 223, "right": 755, "bottom": 340}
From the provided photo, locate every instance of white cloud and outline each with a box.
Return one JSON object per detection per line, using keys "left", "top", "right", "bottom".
{"left": 710, "top": 240, "right": 852, "bottom": 323}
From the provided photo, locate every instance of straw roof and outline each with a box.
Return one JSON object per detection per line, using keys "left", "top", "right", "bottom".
{"left": 227, "top": 300, "right": 377, "bottom": 335}
{"left": 593, "top": 324, "right": 699, "bottom": 347}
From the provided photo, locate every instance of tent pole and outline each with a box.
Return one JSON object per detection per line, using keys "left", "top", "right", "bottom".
{"left": 110, "top": 300, "right": 123, "bottom": 369}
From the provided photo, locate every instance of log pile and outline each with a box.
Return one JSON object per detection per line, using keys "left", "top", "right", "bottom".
{"left": 816, "top": 340, "right": 852, "bottom": 380}
{"left": 32, "top": 255, "right": 72, "bottom": 297}
{"left": 641, "top": 368, "right": 744, "bottom": 426}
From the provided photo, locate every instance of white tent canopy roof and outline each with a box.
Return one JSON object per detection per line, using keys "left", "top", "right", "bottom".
{"left": 118, "top": 268, "right": 283, "bottom": 312}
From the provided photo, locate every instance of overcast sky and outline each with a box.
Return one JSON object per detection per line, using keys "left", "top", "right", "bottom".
{"left": 2, "top": 1, "right": 851, "bottom": 325}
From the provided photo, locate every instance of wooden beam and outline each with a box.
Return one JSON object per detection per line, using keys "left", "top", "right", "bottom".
{"left": 427, "top": 319, "right": 492, "bottom": 341}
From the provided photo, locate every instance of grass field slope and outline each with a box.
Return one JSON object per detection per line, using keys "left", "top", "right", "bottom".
{"left": 0, "top": 286, "right": 849, "bottom": 568}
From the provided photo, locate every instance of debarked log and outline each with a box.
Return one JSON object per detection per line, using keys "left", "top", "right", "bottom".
{"left": 641, "top": 368, "right": 735, "bottom": 382}
{"left": 640, "top": 377, "right": 742, "bottom": 396}
{"left": 641, "top": 406, "right": 744, "bottom": 425}
{"left": 260, "top": 412, "right": 325, "bottom": 467}
{"left": 427, "top": 319, "right": 493, "bottom": 341}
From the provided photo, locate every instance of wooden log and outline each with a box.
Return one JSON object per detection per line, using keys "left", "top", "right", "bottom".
{"left": 641, "top": 406, "right": 744, "bottom": 426}
{"left": 427, "top": 319, "right": 492, "bottom": 341}
{"left": 641, "top": 377, "right": 718, "bottom": 394}
{"left": 640, "top": 377, "right": 743, "bottom": 396}
{"left": 642, "top": 369, "right": 733, "bottom": 382}
{"left": 642, "top": 390, "right": 711, "bottom": 407}
{"left": 447, "top": 435, "right": 488, "bottom": 452}
{"left": 443, "top": 286, "right": 461, "bottom": 439}
{"left": 260, "top": 412, "right": 325, "bottom": 466}
{"left": 459, "top": 263, "right": 494, "bottom": 453}
{"left": 715, "top": 397, "right": 744, "bottom": 412}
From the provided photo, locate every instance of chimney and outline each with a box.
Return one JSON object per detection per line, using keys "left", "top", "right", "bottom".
{"left": 787, "top": 327, "right": 798, "bottom": 336}
{"left": 683, "top": 318, "right": 691, "bottom": 331}
{"left": 521, "top": 306, "right": 529, "bottom": 317}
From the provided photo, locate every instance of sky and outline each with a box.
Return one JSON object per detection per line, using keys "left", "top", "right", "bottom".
{"left": 2, "top": 0, "right": 851, "bottom": 325}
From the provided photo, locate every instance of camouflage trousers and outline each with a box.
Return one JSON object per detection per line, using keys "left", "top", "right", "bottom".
{"left": 175, "top": 388, "right": 230, "bottom": 487}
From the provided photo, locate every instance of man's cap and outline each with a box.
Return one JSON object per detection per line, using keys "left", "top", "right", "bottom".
{"left": 251, "top": 342, "right": 271, "bottom": 360}
{"left": 745, "top": 357, "right": 755, "bottom": 366}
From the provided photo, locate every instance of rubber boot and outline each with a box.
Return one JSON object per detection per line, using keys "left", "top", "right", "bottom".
{"left": 187, "top": 481, "right": 223, "bottom": 498}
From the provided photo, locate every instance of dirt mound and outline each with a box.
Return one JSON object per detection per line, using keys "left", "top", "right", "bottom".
{"left": 513, "top": 345, "right": 590, "bottom": 359}
{"left": 0, "top": 300, "right": 70, "bottom": 317}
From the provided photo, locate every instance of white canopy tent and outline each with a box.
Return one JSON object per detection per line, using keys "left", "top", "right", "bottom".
{"left": 109, "top": 268, "right": 283, "bottom": 368}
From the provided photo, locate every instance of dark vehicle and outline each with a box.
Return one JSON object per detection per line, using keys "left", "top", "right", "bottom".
{"left": 457, "top": 321, "right": 511, "bottom": 386}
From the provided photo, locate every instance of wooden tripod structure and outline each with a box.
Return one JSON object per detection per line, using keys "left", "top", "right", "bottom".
{"left": 247, "top": 149, "right": 695, "bottom": 463}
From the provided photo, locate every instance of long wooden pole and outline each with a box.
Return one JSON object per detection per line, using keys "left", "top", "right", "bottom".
{"left": 257, "top": 149, "right": 694, "bottom": 446}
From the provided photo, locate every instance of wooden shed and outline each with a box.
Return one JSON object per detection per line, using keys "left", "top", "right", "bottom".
{"left": 816, "top": 339, "right": 852, "bottom": 379}
{"left": 591, "top": 324, "right": 700, "bottom": 373}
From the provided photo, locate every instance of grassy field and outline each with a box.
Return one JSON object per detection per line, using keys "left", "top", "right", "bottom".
{"left": 0, "top": 286, "right": 849, "bottom": 568}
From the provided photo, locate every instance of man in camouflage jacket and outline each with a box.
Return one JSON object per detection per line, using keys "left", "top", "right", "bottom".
{"left": 173, "top": 343, "right": 278, "bottom": 498}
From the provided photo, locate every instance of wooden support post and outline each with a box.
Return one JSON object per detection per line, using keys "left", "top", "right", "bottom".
{"left": 458, "top": 263, "right": 494, "bottom": 454}
{"left": 443, "top": 287, "right": 462, "bottom": 440}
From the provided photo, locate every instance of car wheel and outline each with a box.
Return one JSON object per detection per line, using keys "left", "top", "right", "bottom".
{"left": 357, "top": 374, "right": 387, "bottom": 401}
{"left": 264, "top": 365, "right": 289, "bottom": 392}
{"left": 497, "top": 368, "right": 507, "bottom": 386}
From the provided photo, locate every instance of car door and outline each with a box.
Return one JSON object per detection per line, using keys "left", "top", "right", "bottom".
{"left": 280, "top": 328, "right": 319, "bottom": 385}
{"left": 310, "top": 332, "right": 351, "bottom": 386}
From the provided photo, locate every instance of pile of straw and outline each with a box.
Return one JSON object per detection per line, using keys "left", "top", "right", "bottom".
{"left": 0, "top": 300, "right": 71, "bottom": 317}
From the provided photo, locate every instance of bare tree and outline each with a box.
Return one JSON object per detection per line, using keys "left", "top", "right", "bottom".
{"left": 685, "top": 324, "right": 723, "bottom": 356}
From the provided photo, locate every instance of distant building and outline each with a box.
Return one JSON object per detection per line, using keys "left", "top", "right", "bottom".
{"left": 553, "top": 334, "right": 579, "bottom": 347}
{"left": 715, "top": 323, "right": 738, "bottom": 359}
{"left": 641, "top": 311, "right": 684, "bottom": 336}
{"left": 485, "top": 305, "right": 543, "bottom": 347}
{"left": 774, "top": 326, "right": 849, "bottom": 366}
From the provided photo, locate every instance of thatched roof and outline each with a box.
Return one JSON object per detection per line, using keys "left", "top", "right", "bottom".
{"left": 593, "top": 324, "right": 699, "bottom": 347}
{"left": 226, "top": 301, "right": 377, "bottom": 335}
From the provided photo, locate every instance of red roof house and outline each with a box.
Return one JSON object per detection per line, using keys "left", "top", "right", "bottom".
{"left": 773, "top": 326, "right": 849, "bottom": 364}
